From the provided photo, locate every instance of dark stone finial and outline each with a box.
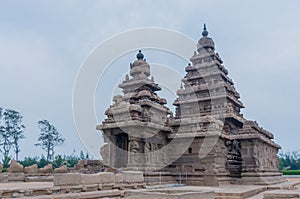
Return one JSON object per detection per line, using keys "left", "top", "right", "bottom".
{"left": 136, "top": 50, "right": 144, "bottom": 60}
{"left": 202, "top": 23, "right": 209, "bottom": 37}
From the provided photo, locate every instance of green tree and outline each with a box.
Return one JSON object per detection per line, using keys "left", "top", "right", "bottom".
{"left": 0, "top": 107, "right": 4, "bottom": 155}
{"left": 0, "top": 109, "right": 25, "bottom": 163}
{"left": 38, "top": 155, "right": 51, "bottom": 168}
{"left": 64, "top": 154, "right": 80, "bottom": 167}
{"left": 3, "top": 109, "right": 25, "bottom": 161}
{"left": 79, "top": 150, "right": 90, "bottom": 160}
{"left": 35, "top": 120, "right": 65, "bottom": 161}
{"left": 80, "top": 150, "right": 85, "bottom": 160}
{"left": 52, "top": 154, "right": 64, "bottom": 168}
{"left": 279, "top": 151, "right": 300, "bottom": 170}
{"left": 0, "top": 110, "right": 11, "bottom": 164}
{"left": 85, "top": 152, "right": 90, "bottom": 160}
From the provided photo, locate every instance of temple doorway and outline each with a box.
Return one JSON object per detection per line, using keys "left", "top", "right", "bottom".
{"left": 115, "top": 133, "right": 128, "bottom": 168}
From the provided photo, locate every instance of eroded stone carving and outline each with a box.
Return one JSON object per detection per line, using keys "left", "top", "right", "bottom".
{"left": 8, "top": 160, "right": 24, "bottom": 173}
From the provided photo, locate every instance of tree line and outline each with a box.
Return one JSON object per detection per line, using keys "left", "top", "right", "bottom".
{"left": 279, "top": 151, "right": 300, "bottom": 170}
{"left": 0, "top": 107, "right": 65, "bottom": 167}
{"left": 18, "top": 151, "right": 89, "bottom": 169}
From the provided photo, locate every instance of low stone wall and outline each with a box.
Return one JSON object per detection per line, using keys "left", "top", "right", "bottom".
{"left": 54, "top": 171, "right": 145, "bottom": 189}
{"left": 0, "top": 171, "right": 145, "bottom": 198}
{"left": 0, "top": 161, "right": 68, "bottom": 183}
{"left": 0, "top": 172, "right": 54, "bottom": 183}
{"left": 0, "top": 185, "right": 123, "bottom": 198}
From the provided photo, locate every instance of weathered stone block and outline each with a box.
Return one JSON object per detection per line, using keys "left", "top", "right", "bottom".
{"left": 53, "top": 173, "right": 81, "bottom": 186}
{"left": 25, "top": 196, "right": 52, "bottom": 199}
{"left": 54, "top": 165, "right": 68, "bottom": 173}
{"left": 122, "top": 171, "right": 144, "bottom": 183}
{"left": 115, "top": 173, "right": 123, "bottom": 183}
{"left": 8, "top": 173, "right": 25, "bottom": 181}
{"left": 24, "top": 164, "right": 38, "bottom": 174}
{"left": 0, "top": 163, "right": 3, "bottom": 172}
{"left": 98, "top": 172, "right": 115, "bottom": 184}
{"left": 80, "top": 173, "right": 102, "bottom": 185}
{"left": 80, "top": 190, "right": 121, "bottom": 198}
{"left": 203, "top": 175, "right": 219, "bottom": 186}
{"left": 8, "top": 160, "right": 24, "bottom": 173}
{"left": 53, "top": 193, "right": 81, "bottom": 199}
{"left": 25, "top": 175, "right": 53, "bottom": 182}
{"left": 39, "top": 164, "right": 53, "bottom": 173}
{"left": 0, "top": 173, "right": 8, "bottom": 182}
{"left": 75, "top": 160, "right": 87, "bottom": 170}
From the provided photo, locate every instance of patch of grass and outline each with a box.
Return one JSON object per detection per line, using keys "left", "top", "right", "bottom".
{"left": 282, "top": 170, "right": 300, "bottom": 175}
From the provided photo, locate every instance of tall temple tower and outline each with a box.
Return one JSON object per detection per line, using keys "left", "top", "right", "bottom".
{"left": 170, "top": 25, "right": 245, "bottom": 185}
{"left": 98, "top": 25, "right": 283, "bottom": 186}
{"left": 170, "top": 25, "right": 283, "bottom": 185}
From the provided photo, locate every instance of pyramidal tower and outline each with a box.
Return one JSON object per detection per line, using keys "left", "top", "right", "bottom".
{"left": 98, "top": 25, "right": 283, "bottom": 186}
{"left": 170, "top": 25, "right": 283, "bottom": 185}
{"left": 174, "top": 24, "right": 244, "bottom": 123}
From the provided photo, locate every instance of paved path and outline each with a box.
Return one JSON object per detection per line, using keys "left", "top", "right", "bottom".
{"left": 0, "top": 179, "right": 300, "bottom": 198}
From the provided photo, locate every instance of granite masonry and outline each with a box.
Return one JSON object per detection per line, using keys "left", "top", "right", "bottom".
{"left": 97, "top": 25, "right": 284, "bottom": 186}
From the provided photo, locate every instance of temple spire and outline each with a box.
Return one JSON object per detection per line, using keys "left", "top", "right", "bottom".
{"left": 136, "top": 50, "right": 144, "bottom": 60}
{"left": 202, "top": 23, "right": 209, "bottom": 37}
{"left": 197, "top": 23, "right": 214, "bottom": 51}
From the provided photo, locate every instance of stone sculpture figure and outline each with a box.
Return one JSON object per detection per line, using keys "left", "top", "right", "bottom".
{"left": 129, "top": 140, "right": 140, "bottom": 153}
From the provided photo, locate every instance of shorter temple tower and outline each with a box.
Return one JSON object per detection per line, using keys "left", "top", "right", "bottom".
{"left": 98, "top": 51, "right": 173, "bottom": 171}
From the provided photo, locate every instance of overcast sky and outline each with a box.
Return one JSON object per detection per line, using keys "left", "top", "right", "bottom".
{"left": 0, "top": 0, "right": 299, "bottom": 159}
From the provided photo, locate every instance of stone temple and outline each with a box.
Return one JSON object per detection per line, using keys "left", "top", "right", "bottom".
{"left": 97, "top": 25, "right": 284, "bottom": 186}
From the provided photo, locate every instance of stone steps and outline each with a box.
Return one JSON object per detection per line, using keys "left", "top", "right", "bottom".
{"left": 243, "top": 180, "right": 300, "bottom": 199}
{"left": 247, "top": 189, "right": 300, "bottom": 199}
{"left": 246, "top": 192, "right": 264, "bottom": 199}
{"left": 263, "top": 189, "right": 300, "bottom": 199}
{"left": 215, "top": 186, "right": 266, "bottom": 199}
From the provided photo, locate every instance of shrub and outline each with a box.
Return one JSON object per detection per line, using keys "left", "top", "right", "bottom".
{"left": 18, "top": 156, "right": 39, "bottom": 167}
{"left": 282, "top": 170, "right": 300, "bottom": 175}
